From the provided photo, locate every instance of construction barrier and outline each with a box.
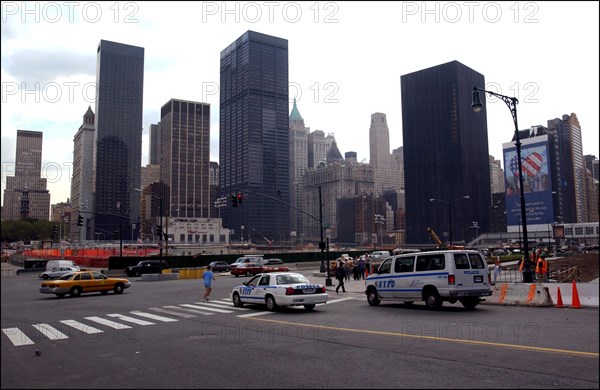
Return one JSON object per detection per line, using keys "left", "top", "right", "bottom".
{"left": 483, "top": 283, "right": 553, "bottom": 306}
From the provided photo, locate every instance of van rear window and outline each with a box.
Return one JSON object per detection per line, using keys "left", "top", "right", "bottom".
{"left": 453, "top": 254, "right": 471, "bottom": 269}
{"left": 468, "top": 254, "right": 485, "bottom": 269}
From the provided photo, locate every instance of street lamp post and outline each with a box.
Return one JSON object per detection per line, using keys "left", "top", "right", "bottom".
{"left": 429, "top": 196, "right": 469, "bottom": 246}
{"left": 135, "top": 188, "right": 163, "bottom": 259}
{"left": 374, "top": 214, "right": 385, "bottom": 249}
{"left": 472, "top": 86, "right": 533, "bottom": 282}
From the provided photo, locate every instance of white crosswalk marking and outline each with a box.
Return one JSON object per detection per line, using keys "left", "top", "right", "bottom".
{"left": 84, "top": 316, "right": 131, "bottom": 330}
{"left": 106, "top": 314, "right": 155, "bottom": 326}
{"left": 2, "top": 327, "right": 34, "bottom": 346}
{"left": 237, "top": 311, "right": 274, "bottom": 318}
{"left": 147, "top": 307, "right": 197, "bottom": 318}
{"left": 32, "top": 324, "right": 68, "bottom": 340}
{"left": 193, "top": 301, "right": 250, "bottom": 311}
{"left": 325, "top": 297, "right": 355, "bottom": 304}
{"left": 60, "top": 320, "right": 103, "bottom": 334}
{"left": 129, "top": 310, "right": 180, "bottom": 322}
{"left": 162, "top": 305, "right": 214, "bottom": 316}
{"left": 180, "top": 303, "right": 233, "bottom": 314}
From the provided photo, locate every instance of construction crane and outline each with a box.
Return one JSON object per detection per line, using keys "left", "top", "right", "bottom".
{"left": 427, "top": 227, "right": 465, "bottom": 250}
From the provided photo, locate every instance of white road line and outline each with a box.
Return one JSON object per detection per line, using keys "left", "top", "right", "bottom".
{"left": 32, "top": 324, "right": 69, "bottom": 340}
{"left": 237, "top": 311, "right": 274, "bottom": 318}
{"left": 84, "top": 316, "right": 132, "bottom": 330}
{"left": 192, "top": 301, "right": 250, "bottom": 311}
{"left": 162, "top": 305, "right": 214, "bottom": 316}
{"left": 180, "top": 303, "right": 233, "bottom": 314}
{"left": 325, "top": 297, "right": 355, "bottom": 304}
{"left": 147, "top": 307, "right": 197, "bottom": 318}
{"left": 60, "top": 320, "right": 103, "bottom": 334}
{"left": 129, "top": 310, "right": 180, "bottom": 322}
{"left": 106, "top": 314, "right": 155, "bottom": 326}
{"left": 2, "top": 327, "right": 34, "bottom": 346}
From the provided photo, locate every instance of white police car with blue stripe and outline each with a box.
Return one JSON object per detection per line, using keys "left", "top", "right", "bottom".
{"left": 231, "top": 272, "right": 328, "bottom": 311}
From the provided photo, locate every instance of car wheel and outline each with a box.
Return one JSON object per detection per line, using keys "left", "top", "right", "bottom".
{"left": 113, "top": 283, "right": 124, "bottom": 294}
{"left": 56, "top": 293, "right": 66, "bottom": 298}
{"left": 366, "top": 288, "right": 380, "bottom": 306}
{"left": 70, "top": 286, "right": 82, "bottom": 298}
{"left": 232, "top": 293, "right": 244, "bottom": 307}
{"left": 304, "top": 304, "right": 316, "bottom": 311}
{"left": 459, "top": 298, "right": 479, "bottom": 310}
{"left": 266, "top": 295, "right": 278, "bottom": 311}
{"left": 134, "top": 271, "right": 141, "bottom": 277}
{"left": 42, "top": 274, "right": 49, "bottom": 280}
{"left": 246, "top": 271, "right": 251, "bottom": 277}
{"left": 424, "top": 289, "right": 442, "bottom": 309}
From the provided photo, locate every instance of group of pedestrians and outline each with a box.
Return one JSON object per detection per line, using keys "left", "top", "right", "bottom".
{"left": 335, "top": 256, "right": 368, "bottom": 293}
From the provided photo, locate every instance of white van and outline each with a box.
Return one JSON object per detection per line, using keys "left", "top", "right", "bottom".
{"left": 370, "top": 250, "right": 390, "bottom": 259}
{"left": 365, "top": 250, "right": 491, "bottom": 310}
{"left": 46, "top": 260, "right": 80, "bottom": 272}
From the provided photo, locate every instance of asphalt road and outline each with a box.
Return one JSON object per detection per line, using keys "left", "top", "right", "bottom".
{"left": 2, "top": 270, "right": 598, "bottom": 389}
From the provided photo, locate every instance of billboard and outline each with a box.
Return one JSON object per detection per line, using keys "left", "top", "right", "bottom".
{"left": 503, "top": 135, "right": 554, "bottom": 228}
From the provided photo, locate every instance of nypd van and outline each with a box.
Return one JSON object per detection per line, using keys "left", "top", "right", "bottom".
{"left": 364, "top": 250, "right": 491, "bottom": 309}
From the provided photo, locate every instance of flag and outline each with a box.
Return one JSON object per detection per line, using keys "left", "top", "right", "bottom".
{"left": 522, "top": 152, "right": 543, "bottom": 178}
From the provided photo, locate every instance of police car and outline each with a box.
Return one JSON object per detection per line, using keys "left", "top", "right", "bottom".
{"left": 231, "top": 272, "right": 328, "bottom": 311}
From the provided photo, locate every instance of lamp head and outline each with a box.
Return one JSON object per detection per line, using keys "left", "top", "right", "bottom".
{"left": 429, "top": 198, "right": 435, "bottom": 202}
{"left": 472, "top": 88, "right": 483, "bottom": 112}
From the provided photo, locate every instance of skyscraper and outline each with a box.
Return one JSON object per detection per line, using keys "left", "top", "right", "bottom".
{"left": 70, "top": 106, "right": 95, "bottom": 240}
{"left": 289, "top": 98, "right": 309, "bottom": 239}
{"left": 160, "top": 99, "right": 211, "bottom": 218}
{"left": 369, "top": 112, "right": 393, "bottom": 194}
{"left": 149, "top": 122, "right": 161, "bottom": 165}
{"left": 401, "top": 60, "right": 491, "bottom": 244}
{"left": 2, "top": 130, "right": 50, "bottom": 220}
{"left": 219, "top": 31, "right": 289, "bottom": 243}
{"left": 93, "top": 40, "right": 144, "bottom": 240}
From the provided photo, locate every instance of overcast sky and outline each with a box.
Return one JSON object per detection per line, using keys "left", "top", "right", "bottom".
{"left": 2, "top": 1, "right": 599, "bottom": 207}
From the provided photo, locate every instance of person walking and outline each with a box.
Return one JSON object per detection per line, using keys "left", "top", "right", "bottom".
{"left": 203, "top": 264, "right": 215, "bottom": 302}
{"left": 344, "top": 259, "right": 352, "bottom": 281}
{"left": 357, "top": 256, "right": 366, "bottom": 280}
{"left": 493, "top": 256, "right": 502, "bottom": 284}
{"left": 335, "top": 260, "right": 346, "bottom": 293}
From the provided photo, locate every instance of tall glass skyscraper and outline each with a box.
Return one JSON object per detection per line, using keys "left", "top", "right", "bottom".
{"left": 401, "top": 60, "right": 490, "bottom": 245}
{"left": 93, "top": 40, "right": 144, "bottom": 240}
{"left": 219, "top": 31, "right": 289, "bottom": 243}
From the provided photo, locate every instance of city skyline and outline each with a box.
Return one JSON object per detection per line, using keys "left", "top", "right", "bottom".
{"left": 1, "top": 2, "right": 599, "bottom": 208}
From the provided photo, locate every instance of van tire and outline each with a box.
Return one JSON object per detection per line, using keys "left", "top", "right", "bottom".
{"left": 460, "top": 298, "right": 479, "bottom": 310}
{"left": 424, "top": 289, "right": 442, "bottom": 309}
{"left": 366, "top": 288, "right": 380, "bottom": 306}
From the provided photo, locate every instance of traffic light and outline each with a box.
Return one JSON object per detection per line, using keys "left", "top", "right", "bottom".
{"left": 237, "top": 193, "right": 243, "bottom": 205}
{"left": 52, "top": 225, "right": 58, "bottom": 239}
{"left": 77, "top": 214, "right": 84, "bottom": 227}
{"left": 113, "top": 230, "right": 119, "bottom": 240}
{"left": 231, "top": 194, "right": 238, "bottom": 207}
{"left": 156, "top": 225, "right": 162, "bottom": 237}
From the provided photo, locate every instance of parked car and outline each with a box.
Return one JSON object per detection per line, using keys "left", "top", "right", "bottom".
{"left": 231, "top": 256, "right": 265, "bottom": 268}
{"left": 39, "top": 266, "right": 80, "bottom": 280}
{"left": 125, "top": 260, "right": 170, "bottom": 277}
{"left": 230, "top": 262, "right": 290, "bottom": 277}
{"left": 230, "top": 262, "right": 263, "bottom": 277}
{"left": 231, "top": 272, "right": 328, "bottom": 311}
{"left": 263, "top": 258, "right": 284, "bottom": 265}
{"left": 209, "top": 261, "right": 231, "bottom": 272}
{"left": 46, "top": 260, "right": 80, "bottom": 272}
{"left": 40, "top": 271, "right": 131, "bottom": 298}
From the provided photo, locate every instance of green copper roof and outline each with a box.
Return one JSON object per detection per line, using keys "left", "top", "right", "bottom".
{"left": 289, "top": 97, "right": 303, "bottom": 121}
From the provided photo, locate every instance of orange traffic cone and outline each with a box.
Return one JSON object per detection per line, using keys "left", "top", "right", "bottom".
{"left": 555, "top": 286, "right": 565, "bottom": 308}
{"left": 571, "top": 280, "right": 582, "bottom": 309}
{"left": 365, "top": 266, "right": 369, "bottom": 278}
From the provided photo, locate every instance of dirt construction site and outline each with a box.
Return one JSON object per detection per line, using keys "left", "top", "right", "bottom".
{"left": 503, "top": 252, "right": 599, "bottom": 283}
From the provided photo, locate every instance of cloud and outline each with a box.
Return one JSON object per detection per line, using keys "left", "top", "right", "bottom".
{"left": 3, "top": 49, "right": 95, "bottom": 84}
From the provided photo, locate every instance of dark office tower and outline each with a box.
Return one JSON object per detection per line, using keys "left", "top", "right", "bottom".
{"left": 401, "top": 60, "right": 491, "bottom": 245}
{"left": 149, "top": 122, "right": 161, "bottom": 165}
{"left": 160, "top": 99, "right": 211, "bottom": 218}
{"left": 93, "top": 40, "right": 144, "bottom": 240}
{"left": 220, "top": 31, "right": 289, "bottom": 244}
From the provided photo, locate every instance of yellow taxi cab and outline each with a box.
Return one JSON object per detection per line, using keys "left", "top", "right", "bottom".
{"left": 40, "top": 271, "right": 131, "bottom": 298}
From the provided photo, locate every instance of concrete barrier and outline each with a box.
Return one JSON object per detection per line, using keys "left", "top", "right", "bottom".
{"left": 140, "top": 273, "right": 179, "bottom": 281}
{"left": 483, "top": 283, "right": 553, "bottom": 306}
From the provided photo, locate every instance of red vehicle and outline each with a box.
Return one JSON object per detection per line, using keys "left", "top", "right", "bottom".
{"left": 230, "top": 262, "right": 289, "bottom": 277}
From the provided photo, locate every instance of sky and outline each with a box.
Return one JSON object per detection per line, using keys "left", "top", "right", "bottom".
{"left": 1, "top": 1, "right": 599, "bottom": 208}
